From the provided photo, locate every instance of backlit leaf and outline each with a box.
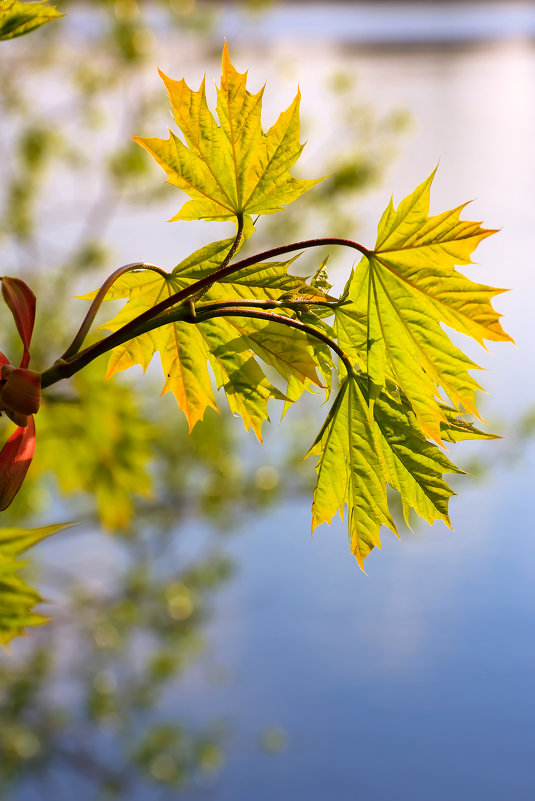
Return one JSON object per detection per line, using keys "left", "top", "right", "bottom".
{"left": 190, "top": 264, "right": 331, "bottom": 406}
{"left": 89, "top": 238, "right": 331, "bottom": 436}
{"left": 310, "top": 373, "right": 479, "bottom": 568}
{"left": 338, "top": 171, "right": 513, "bottom": 442}
{"left": 74, "top": 54, "right": 512, "bottom": 571}
{"left": 85, "top": 268, "right": 218, "bottom": 432}
{"left": 309, "top": 373, "right": 396, "bottom": 569}
{"left": 204, "top": 321, "right": 287, "bottom": 441}
{"left": 133, "top": 42, "right": 320, "bottom": 222}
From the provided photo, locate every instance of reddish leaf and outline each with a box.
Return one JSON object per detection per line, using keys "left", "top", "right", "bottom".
{"left": 0, "top": 417, "right": 36, "bottom": 511}
{"left": 1, "top": 277, "right": 36, "bottom": 368}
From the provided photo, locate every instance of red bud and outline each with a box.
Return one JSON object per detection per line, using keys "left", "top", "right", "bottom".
{"left": 0, "top": 367, "right": 41, "bottom": 416}
{"left": 0, "top": 417, "right": 36, "bottom": 511}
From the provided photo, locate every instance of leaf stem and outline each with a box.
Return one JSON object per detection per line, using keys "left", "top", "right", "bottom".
{"left": 141, "top": 236, "right": 369, "bottom": 322}
{"left": 59, "top": 262, "right": 168, "bottom": 361}
{"left": 41, "top": 216, "right": 246, "bottom": 389}
{"left": 41, "top": 297, "right": 352, "bottom": 389}
{"left": 227, "top": 237, "right": 370, "bottom": 273}
{"left": 41, "top": 226, "right": 364, "bottom": 389}
{"left": 194, "top": 298, "right": 340, "bottom": 313}
{"left": 193, "top": 305, "right": 354, "bottom": 377}
{"left": 40, "top": 303, "right": 191, "bottom": 388}
{"left": 59, "top": 233, "right": 365, "bottom": 370}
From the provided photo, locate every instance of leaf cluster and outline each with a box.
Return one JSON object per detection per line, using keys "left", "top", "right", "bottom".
{"left": 0, "top": 35, "right": 513, "bottom": 654}
{"left": 68, "top": 45, "right": 511, "bottom": 568}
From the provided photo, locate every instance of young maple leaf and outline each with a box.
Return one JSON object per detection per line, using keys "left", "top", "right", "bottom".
{"left": 175, "top": 253, "right": 333, "bottom": 409}
{"left": 335, "top": 171, "right": 513, "bottom": 442}
{"left": 86, "top": 238, "right": 330, "bottom": 439}
{"left": 88, "top": 266, "right": 219, "bottom": 432}
{"left": 309, "top": 374, "right": 397, "bottom": 568}
{"left": 133, "top": 42, "right": 321, "bottom": 222}
{"left": 309, "top": 374, "right": 493, "bottom": 569}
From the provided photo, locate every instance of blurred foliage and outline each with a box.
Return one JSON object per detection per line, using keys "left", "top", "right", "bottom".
{"left": 0, "top": 524, "right": 69, "bottom": 645}
{"left": 0, "top": 1, "right": 409, "bottom": 797}
{"left": 35, "top": 361, "right": 155, "bottom": 531}
{"left": 0, "top": 1, "right": 62, "bottom": 41}
{"left": 0, "top": 528, "right": 232, "bottom": 798}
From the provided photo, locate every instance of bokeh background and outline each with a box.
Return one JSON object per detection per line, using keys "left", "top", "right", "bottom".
{"left": 1, "top": 2, "right": 534, "bottom": 799}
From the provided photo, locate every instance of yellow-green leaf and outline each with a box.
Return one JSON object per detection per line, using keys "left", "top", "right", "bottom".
{"left": 438, "top": 405, "right": 500, "bottom": 444}
{"left": 133, "top": 42, "right": 321, "bottom": 222}
{"left": 154, "top": 316, "right": 218, "bottom": 431}
{"left": 0, "top": 0, "right": 62, "bottom": 40}
{"left": 87, "top": 236, "right": 331, "bottom": 434}
{"left": 193, "top": 264, "right": 330, "bottom": 400}
{"left": 339, "top": 171, "right": 512, "bottom": 441}
{"left": 369, "top": 380, "right": 463, "bottom": 529}
{"left": 84, "top": 268, "right": 218, "bottom": 432}
{"left": 202, "top": 317, "right": 287, "bottom": 441}
{"left": 0, "top": 523, "right": 70, "bottom": 646}
{"left": 310, "top": 374, "right": 396, "bottom": 568}
{"left": 310, "top": 373, "right": 477, "bottom": 568}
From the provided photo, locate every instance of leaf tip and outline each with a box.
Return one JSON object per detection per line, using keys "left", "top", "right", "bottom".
{"left": 353, "top": 549, "right": 368, "bottom": 574}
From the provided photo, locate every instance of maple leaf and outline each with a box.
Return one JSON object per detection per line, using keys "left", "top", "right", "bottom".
{"left": 438, "top": 405, "right": 500, "bottom": 443}
{"left": 309, "top": 373, "right": 493, "bottom": 569}
{"left": 133, "top": 42, "right": 321, "bottom": 222}
{"left": 176, "top": 253, "right": 334, "bottom": 406}
{"left": 0, "top": 523, "right": 69, "bottom": 646}
{"left": 63, "top": 51, "right": 512, "bottom": 574}
{"left": 201, "top": 319, "right": 288, "bottom": 439}
{"left": 335, "top": 171, "right": 513, "bottom": 442}
{"left": 87, "top": 266, "right": 218, "bottom": 432}
{"left": 309, "top": 374, "right": 397, "bottom": 568}
{"left": 88, "top": 237, "right": 331, "bottom": 438}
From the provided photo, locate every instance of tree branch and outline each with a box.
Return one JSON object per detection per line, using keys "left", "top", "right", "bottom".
{"left": 41, "top": 217, "right": 245, "bottom": 389}
{"left": 56, "top": 233, "right": 366, "bottom": 375}
{"left": 226, "top": 237, "right": 370, "bottom": 274}
{"left": 193, "top": 305, "right": 353, "bottom": 377}
{"left": 41, "top": 295, "right": 352, "bottom": 389}
{"left": 42, "top": 227, "right": 368, "bottom": 389}
{"left": 59, "top": 262, "right": 168, "bottom": 361}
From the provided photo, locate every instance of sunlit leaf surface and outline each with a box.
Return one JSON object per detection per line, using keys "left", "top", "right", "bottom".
{"left": 134, "top": 42, "right": 321, "bottom": 222}
{"left": 336, "top": 171, "right": 512, "bottom": 442}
